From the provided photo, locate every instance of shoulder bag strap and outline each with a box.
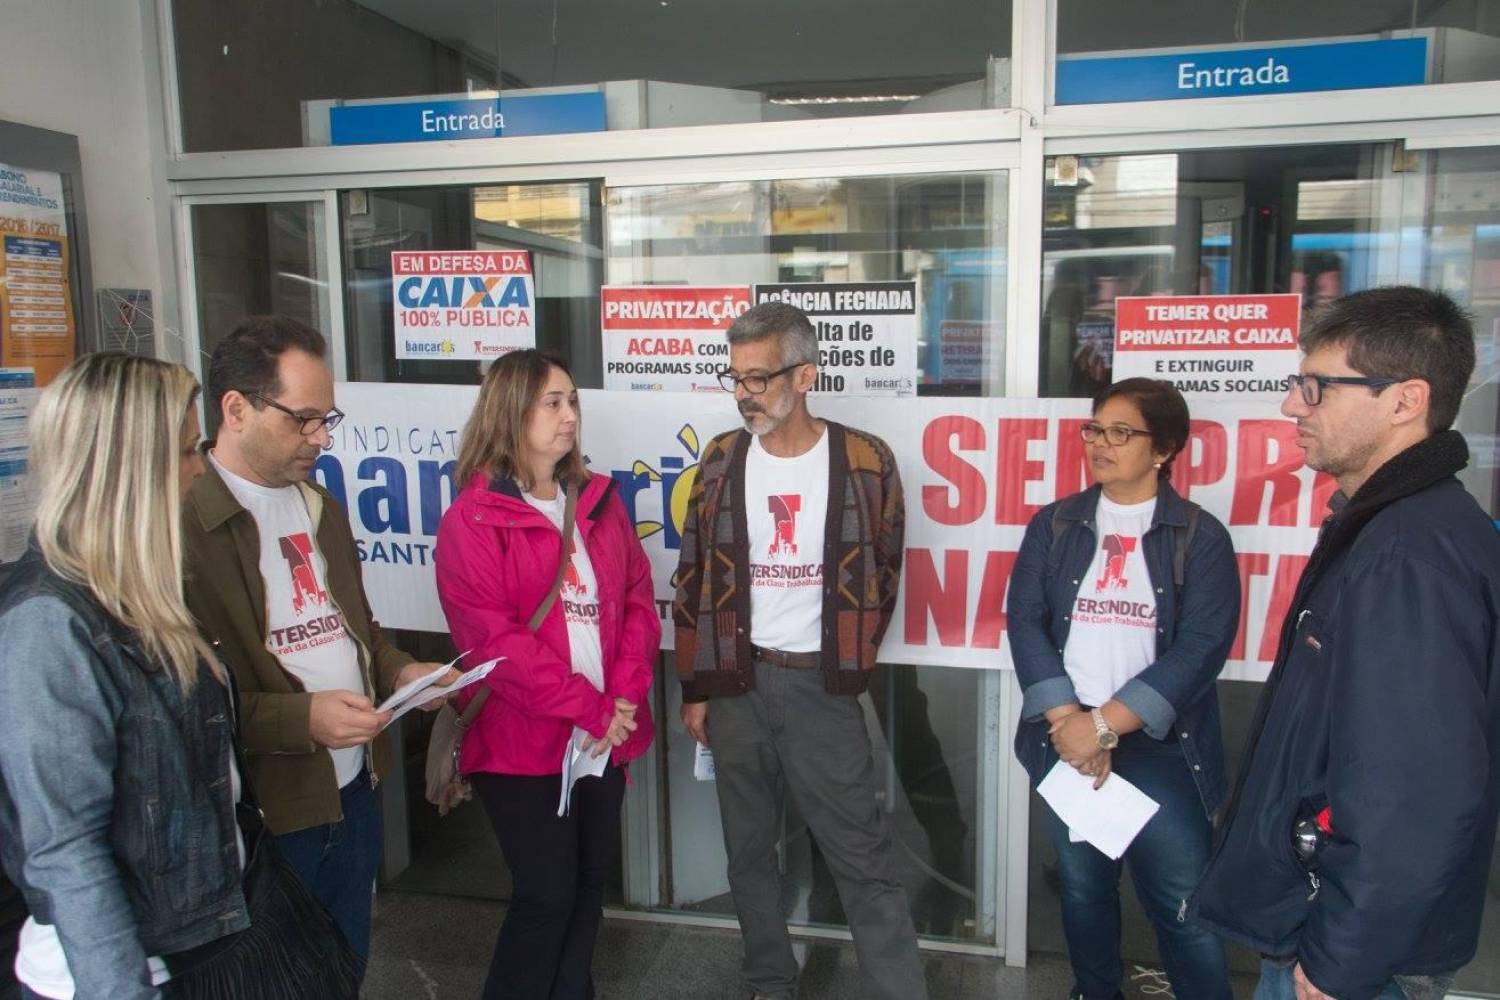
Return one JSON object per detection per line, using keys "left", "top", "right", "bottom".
{"left": 457, "top": 482, "right": 578, "bottom": 726}
{"left": 1172, "top": 503, "right": 1201, "bottom": 591}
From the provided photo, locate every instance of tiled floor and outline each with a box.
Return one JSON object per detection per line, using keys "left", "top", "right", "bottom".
{"left": 364, "top": 889, "right": 1258, "bottom": 999}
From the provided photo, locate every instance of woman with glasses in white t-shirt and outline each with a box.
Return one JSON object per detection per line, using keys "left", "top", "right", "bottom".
{"left": 1009, "top": 378, "right": 1240, "bottom": 1000}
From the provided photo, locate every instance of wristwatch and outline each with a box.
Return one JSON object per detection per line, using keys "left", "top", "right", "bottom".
{"left": 1091, "top": 708, "right": 1119, "bottom": 750}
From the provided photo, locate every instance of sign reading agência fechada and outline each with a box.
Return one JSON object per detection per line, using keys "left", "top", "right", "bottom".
{"left": 754, "top": 282, "right": 918, "bottom": 397}
{"left": 390, "top": 250, "right": 535, "bottom": 361}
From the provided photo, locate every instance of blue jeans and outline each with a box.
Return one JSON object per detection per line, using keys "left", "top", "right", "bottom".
{"left": 1253, "top": 957, "right": 1456, "bottom": 1000}
{"left": 1045, "top": 732, "right": 1231, "bottom": 1000}
{"left": 275, "top": 768, "right": 381, "bottom": 966}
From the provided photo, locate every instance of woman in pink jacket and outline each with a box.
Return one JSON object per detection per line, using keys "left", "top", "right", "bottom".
{"left": 435, "top": 350, "right": 658, "bottom": 1000}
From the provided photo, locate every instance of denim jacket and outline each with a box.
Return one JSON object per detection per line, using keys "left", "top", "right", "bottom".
{"left": 1009, "top": 482, "right": 1240, "bottom": 817}
{"left": 0, "top": 547, "right": 249, "bottom": 1000}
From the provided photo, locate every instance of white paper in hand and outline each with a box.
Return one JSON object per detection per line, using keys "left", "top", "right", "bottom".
{"left": 377, "top": 655, "right": 501, "bottom": 731}
{"left": 1037, "top": 759, "right": 1159, "bottom": 860}
{"left": 558, "top": 729, "right": 610, "bottom": 816}
{"left": 693, "top": 743, "right": 715, "bottom": 781}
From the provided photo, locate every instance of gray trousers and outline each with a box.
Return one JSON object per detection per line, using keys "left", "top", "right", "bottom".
{"left": 709, "top": 660, "right": 928, "bottom": 1000}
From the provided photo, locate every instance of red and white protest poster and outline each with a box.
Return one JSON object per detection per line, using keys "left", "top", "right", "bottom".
{"left": 1113, "top": 293, "right": 1302, "bottom": 398}
{"left": 601, "top": 286, "right": 751, "bottom": 392}
{"left": 326, "top": 385, "right": 1333, "bottom": 683}
{"left": 391, "top": 250, "right": 535, "bottom": 361}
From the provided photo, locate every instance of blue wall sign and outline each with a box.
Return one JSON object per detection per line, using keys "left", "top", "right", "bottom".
{"left": 1056, "top": 37, "right": 1428, "bottom": 105}
{"left": 329, "top": 92, "right": 607, "bottom": 146}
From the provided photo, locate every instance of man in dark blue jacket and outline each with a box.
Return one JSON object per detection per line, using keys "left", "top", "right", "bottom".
{"left": 1191, "top": 286, "right": 1500, "bottom": 1000}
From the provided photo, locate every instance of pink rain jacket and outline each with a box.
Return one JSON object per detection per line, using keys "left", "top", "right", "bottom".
{"left": 435, "top": 472, "right": 659, "bottom": 775}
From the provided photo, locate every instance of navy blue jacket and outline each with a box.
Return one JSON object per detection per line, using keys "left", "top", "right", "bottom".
{"left": 1191, "top": 431, "right": 1500, "bottom": 998}
{"left": 0, "top": 547, "right": 249, "bottom": 1000}
{"left": 1010, "top": 481, "right": 1240, "bottom": 817}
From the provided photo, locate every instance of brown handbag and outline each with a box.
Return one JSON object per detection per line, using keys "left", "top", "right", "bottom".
{"left": 424, "top": 484, "right": 577, "bottom": 815}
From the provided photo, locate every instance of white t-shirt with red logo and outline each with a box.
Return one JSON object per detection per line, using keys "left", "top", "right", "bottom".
{"left": 211, "top": 453, "right": 366, "bottom": 787}
{"left": 1062, "top": 495, "right": 1159, "bottom": 709}
{"left": 745, "top": 431, "right": 829, "bottom": 653}
{"left": 523, "top": 490, "right": 605, "bottom": 696}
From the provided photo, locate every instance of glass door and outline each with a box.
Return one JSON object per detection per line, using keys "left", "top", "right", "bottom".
{"left": 333, "top": 179, "right": 610, "bottom": 900}
{"left": 1398, "top": 143, "right": 1500, "bottom": 998}
{"left": 607, "top": 166, "right": 1012, "bottom": 945}
{"left": 1035, "top": 139, "right": 1500, "bottom": 990}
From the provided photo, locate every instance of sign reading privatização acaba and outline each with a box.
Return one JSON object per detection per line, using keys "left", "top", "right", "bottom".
{"left": 320, "top": 384, "right": 1334, "bottom": 683}
{"left": 1056, "top": 36, "right": 1427, "bottom": 105}
{"left": 1113, "top": 293, "right": 1302, "bottom": 399}
{"left": 390, "top": 250, "right": 535, "bottom": 361}
{"left": 330, "top": 91, "right": 607, "bottom": 145}
{"left": 601, "top": 286, "right": 751, "bottom": 393}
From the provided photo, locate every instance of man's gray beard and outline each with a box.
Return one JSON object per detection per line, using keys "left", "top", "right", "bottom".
{"left": 742, "top": 412, "right": 782, "bottom": 436}
{"left": 739, "top": 396, "right": 792, "bottom": 436}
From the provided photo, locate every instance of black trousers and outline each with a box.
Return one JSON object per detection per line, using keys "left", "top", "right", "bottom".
{"left": 471, "top": 766, "right": 625, "bottom": 1000}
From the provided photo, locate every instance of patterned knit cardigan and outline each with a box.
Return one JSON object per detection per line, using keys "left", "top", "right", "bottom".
{"left": 673, "top": 420, "right": 905, "bottom": 701}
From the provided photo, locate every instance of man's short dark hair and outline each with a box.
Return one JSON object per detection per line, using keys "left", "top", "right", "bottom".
{"left": 726, "top": 302, "right": 819, "bottom": 367}
{"left": 1300, "top": 286, "right": 1475, "bottom": 432}
{"left": 207, "top": 315, "right": 327, "bottom": 421}
{"left": 1094, "top": 377, "right": 1191, "bottom": 480}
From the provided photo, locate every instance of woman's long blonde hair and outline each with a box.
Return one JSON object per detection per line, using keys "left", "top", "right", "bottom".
{"left": 31, "top": 353, "right": 219, "bottom": 690}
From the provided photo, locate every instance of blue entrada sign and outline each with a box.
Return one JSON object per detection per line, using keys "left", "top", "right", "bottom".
{"left": 329, "top": 92, "right": 607, "bottom": 146}
{"left": 1056, "top": 37, "right": 1428, "bottom": 105}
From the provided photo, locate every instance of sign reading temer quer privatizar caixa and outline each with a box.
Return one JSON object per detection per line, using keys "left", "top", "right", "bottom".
{"left": 1113, "top": 293, "right": 1302, "bottom": 398}
{"left": 391, "top": 250, "right": 535, "bottom": 361}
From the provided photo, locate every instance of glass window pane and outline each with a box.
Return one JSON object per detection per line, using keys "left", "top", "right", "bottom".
{"left": 1041, "top": 145, "right": 1400, "bottom": 398}
{"left": 608, "top": 171, "right": 1009, "bottom": 395}
{"left": 661, "top": 657, "right": 998, "bottom": 944}
{"left": 190, "top": 200, "right": 327, "bottom": 395}
{"left": 1423, "top": 149, "right": 1500, "bottom": 997}
{"left": 339, "top": 182, "right": 603, "bottom": 387}
{"left": 171, "top": 0, "right": 1013, "bottom": 152}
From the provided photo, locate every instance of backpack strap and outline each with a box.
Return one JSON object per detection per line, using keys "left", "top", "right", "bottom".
{"left": 1172, "top": 503, "right": 1201, "bottom": 590}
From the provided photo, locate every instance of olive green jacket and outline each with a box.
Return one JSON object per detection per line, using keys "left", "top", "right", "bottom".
{"left": 182, "top": 460, "right": 413, "bottom": 834}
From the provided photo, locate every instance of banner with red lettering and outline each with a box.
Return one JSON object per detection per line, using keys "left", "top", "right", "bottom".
{"left": 323, "top": 385, "right": 1326, "bottom": 682}
{"left": 1114, "top": 293, "right": 1301, "bottom": 399}
{"left": 601, "top": 286, "right": 749, "bottom": 392}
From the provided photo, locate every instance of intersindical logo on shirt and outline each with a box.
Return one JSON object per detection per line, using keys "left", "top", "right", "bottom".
{"left": 767, "top": 494, "right": 802, "bottom": 557}
{"left": 278, "top": 532, "right": 329, "bottom": 614}
{"left": 1096, "top": 534, "right": 1138, "bottom": 592}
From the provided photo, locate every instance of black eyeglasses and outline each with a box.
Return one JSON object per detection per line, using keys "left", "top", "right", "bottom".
{"left": 1080, "top": 422, "right": 1151, "bottom": 447}
{"left": 1285, "top": 373, "right": 1402, "bottom": 407}
{"left": 717, "top": 363, "right": 805, "bottom": 395}
{"left": 247, "top": 392, "right": 345, "bottom": 435}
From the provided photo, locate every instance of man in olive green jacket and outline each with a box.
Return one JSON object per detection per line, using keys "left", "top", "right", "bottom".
{"left": 183, "top": 316, "right": 450, "bottom": 966}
